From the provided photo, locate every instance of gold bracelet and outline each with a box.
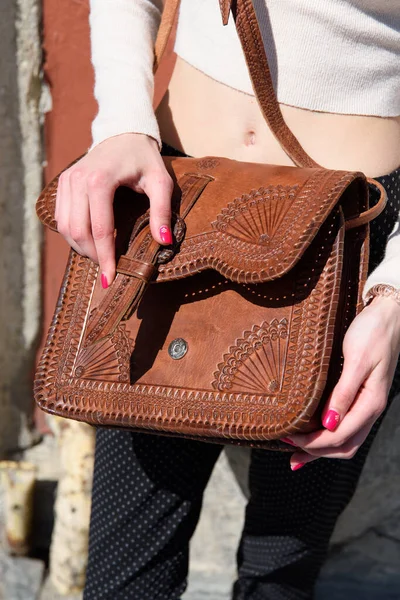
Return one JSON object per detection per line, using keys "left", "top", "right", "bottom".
{"left": 364, "top": 284, "right": 400, "bottom": 307}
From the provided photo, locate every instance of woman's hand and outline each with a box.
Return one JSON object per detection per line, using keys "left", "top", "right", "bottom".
{"left": 283, "top": 296, "right": 400, "bottom": 470}
{"left": 55, "top": 133, "right": 174, "bottom": 288}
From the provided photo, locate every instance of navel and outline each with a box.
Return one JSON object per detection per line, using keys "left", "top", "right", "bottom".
{"left": 244, "top": 130, "right": 257, "bottom": 146}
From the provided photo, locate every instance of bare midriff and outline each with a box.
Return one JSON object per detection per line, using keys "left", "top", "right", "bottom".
{"left": 157, "top": 57, "right": 400, "bottom": 177}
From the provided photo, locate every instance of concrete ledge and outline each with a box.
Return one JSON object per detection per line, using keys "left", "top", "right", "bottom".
{"left": 0, "top": 550, "right": 44, "bottom": 600}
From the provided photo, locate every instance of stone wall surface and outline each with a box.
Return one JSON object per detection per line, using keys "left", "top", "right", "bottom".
{"left": 0, "top": 0, "right": 42, "bottom": 457}
{"left": 0, "top": 0, "right": 29, "bottom": 457}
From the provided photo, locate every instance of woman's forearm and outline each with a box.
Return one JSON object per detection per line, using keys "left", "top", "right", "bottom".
{"left": 89, "top": 0, "right": 163, "bottom": 150}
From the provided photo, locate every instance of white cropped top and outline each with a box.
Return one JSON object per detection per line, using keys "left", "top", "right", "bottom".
{"left": 89, "top": 0, "right": 400, "bottom": 150}
{"left": 175, "top": 0, "right": 400, "bottom": 116}
{"left": 88, "top": 0, "right": 400, "bottom": 300}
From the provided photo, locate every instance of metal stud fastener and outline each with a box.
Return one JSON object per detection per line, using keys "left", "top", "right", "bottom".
{"left": 168, "top": 338, "right": 188, "bottom": 360}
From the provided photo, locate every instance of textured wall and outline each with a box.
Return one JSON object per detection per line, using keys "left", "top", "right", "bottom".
{"left": 0, "top": 0, "right": 42, "bottom": 456}
{"left": 0, "top": 0, "right": 25, "bottom": 454}
{"left": 34, "top": 0, "right": 97, "bottom": 432}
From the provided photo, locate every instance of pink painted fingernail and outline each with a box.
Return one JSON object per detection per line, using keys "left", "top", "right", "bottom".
{"left": 323, "top": 410, "right": 340, "bottom": 431}
{"left": 160, "top": 225, "right": 173, "bottom": 245}
{"left": 281, "top": 437, "right": 297, "bottom": 446}
{"left": 291, "top": 462, "right": 305, "bottom": 471}
{"left": 101, "top": 273, "right": 108, "bottom": 289}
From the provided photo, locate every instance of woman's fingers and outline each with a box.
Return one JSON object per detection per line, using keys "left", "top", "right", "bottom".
{"left": 290, "top": 420, "right": 375, "bottom": 471}
{"left": 87, "top": 170, "right": 116, "bottom": 288}
{"left": 69, "top": 167, "right": 98, "bottom": 263}
{"left": 286, "top": 376, "right": 387, "bottom": 459}
{"left": 283, "top": 292, "right": 400, "bottom": 469}
{"left": 55, "top": 134, "right": 175, "bottom": 287}
{"left": 320, "top": 348, "right": 373, "bottom": 432}
{"left": 56, "top": 171, "right": 86, "bottom": 257}
{"left": 284, "top": 351, "right": 376, "bottom": 451}
{"left": 141, "top": 169, "right": 174, "bottom": 245}
{"left": 289, "top": 420, "right": 374, "bottom": 469}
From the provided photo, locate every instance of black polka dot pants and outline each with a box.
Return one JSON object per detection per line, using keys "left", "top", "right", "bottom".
{"left": 84, "top": 432, "right": 222, "bottom": 600}
{"left": 84, "top": 168, "right": 400, "bottom": 600}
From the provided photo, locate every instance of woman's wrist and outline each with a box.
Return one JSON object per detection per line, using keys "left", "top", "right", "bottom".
{"left": 365, "top": 288, "right": 400, "bottom": 351}
{"left": 368, "top": 293, "right": 400, "bottom": 314}
{"left": 89, "top": 131, "right": 161, "bottom": 154}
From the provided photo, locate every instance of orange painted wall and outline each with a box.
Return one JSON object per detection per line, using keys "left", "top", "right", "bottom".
{"left": 42, "top": 0, "right": 96, "bottom": 328}
{"left": 37, "top": 0, "right": 173, "bottom": 429}
{"left": 36, "top": 0, "right": 95, "bottom": 430}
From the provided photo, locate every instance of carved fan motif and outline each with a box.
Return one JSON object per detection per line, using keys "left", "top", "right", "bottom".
{"left": 74, "top": 323, "right": 133, "bottom": 382}
{"left": 212, "top": 319, "right": 289, "bottom": 393}
{"left": 213, "top": 185, "right": 298, "bottom": 244}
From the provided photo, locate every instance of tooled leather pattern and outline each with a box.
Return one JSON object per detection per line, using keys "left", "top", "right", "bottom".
{"left": 85, "top": 172, "right": 214, "bottom": 345}
{"left": 34, "top": 250, "right": 96, "bottom": 403}
{"left": 84, "top": 273, "right": 139, "bottom": 346}
{"left": 212, "top": 318, "right": 289, "bottom": 393}
{"left": 213, "top": 184, "right": 299, "bottom": 243}
{"left": 288, "top": 211, "right": 344, "bottom": 412}
{"left": 135, "top": 232, "right": 153, "bottom": 261}
{"left": 157, "top": 171, "right": 355, "bottom": 283}
{"left": 34, "top": 208, "right": 347, "bottom": 443}
{"left": 175, "top": 173, "right": 214, "bottom": 211}
{"left": 74, "top": 309, "right": 133, "bottom": 382}
{"left": 57, "top": 255, "right": 97, "bottom": 384}
{"left": 52, "top": 382, "right": 295, "bottom": 438}
{"left": 196, "top": 158, "right": 221, "bottom": 170}
{"left": 36, "top": 175, "right": 58, "bottom": 232}
{"left": 34, "top": 157, "right": 369, "bottom": 446}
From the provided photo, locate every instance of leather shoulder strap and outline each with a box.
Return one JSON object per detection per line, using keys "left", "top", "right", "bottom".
{"left": 233, "top": 0, "right": 318, "bottom": 168}
{"left": 219, "top": 0, "right": 233, "bottom": 25}
{"left": 154, "top": 0, "right": 181, "bottom": 73}
{"left": 154, "top": 0, "right": 319, "bottom": 169}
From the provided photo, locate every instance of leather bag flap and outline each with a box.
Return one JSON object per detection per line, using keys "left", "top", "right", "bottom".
{"left": 159, "top": 158, "right": 367, "bottom": 283}
{"left": 36, "top": 156, "right": 367, "bottom": 285}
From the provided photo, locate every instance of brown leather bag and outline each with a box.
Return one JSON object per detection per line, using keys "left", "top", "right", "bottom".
{"left": 34, "top": 0, "right": 386, "bottom": 450}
